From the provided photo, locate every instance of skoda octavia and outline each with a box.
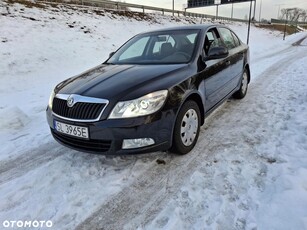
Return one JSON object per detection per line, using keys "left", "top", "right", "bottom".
{"left": 46, "top": 24, "right": 250, "bottom": 155}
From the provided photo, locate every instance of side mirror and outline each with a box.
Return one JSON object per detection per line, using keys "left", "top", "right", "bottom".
{"left": 109, "top": 52, "right": 115, "bottom": 58}
{"left": 204, "top": 46, "right": 228, "bottom": 61}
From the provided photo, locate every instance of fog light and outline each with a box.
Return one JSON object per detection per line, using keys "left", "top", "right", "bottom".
{"left": 122, "top": 138, "right": 155, "bottom": 149}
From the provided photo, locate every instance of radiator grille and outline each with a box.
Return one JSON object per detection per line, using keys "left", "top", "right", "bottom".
{"left": 52, "top": 98, "right": 106, "bottom": 120}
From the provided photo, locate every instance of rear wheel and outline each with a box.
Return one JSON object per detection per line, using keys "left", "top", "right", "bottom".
{"left": 233, "top": 69, "right": 249, "bottom": 99}
{"left": 170, "top": 100, "right": 201, "bottom": 155}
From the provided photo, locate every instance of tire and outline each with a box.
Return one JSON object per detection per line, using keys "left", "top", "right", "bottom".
{"left": 170, "top": 100, "right": 201, "bottom": 155}
{"left": 233, "top": 69, "right": 249, "bottom": 99}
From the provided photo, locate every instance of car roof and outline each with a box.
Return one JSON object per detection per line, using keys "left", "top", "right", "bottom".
{"left": 140, "top": 24, "right": 224, "bottom": 34}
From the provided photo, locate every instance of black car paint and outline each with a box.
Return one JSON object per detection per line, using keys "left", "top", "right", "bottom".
{"left": 47, "top": 24, "right": 250, "bottom": 154}
{"left": 53, "top": 64, "right": 190, "bottom": 120}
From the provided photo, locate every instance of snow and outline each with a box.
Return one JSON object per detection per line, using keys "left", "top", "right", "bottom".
{"left": 0, "top": 106, "right": 30, "bottom": 130}
{"left": 144, "top": 48, "right": 307, "bottom": 230}
{"left": 255, "top": 56, "right": 307, "bottom": 229}
{"left": 0, "top": 1, "right": 307, "bottom": 229}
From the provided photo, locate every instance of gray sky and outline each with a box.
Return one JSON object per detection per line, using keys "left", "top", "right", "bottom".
{"left": 123, "top": 0, "right": 307, "bottom": 20}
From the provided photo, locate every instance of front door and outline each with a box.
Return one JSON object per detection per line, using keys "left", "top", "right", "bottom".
{"left": 200, "top": 27, "right": 233, "bottom": 112}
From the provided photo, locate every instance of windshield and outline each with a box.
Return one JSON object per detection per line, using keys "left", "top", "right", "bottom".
{"left": 107, "top": 29, "right": 200, "bottom": 65}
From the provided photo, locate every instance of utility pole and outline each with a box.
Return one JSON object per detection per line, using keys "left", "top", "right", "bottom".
{"left": 258, "top": 0, "right": 262, "bottom": 22}
{"left": 253, "top": 0, "right": 256, "bottom": 20}
{"left": 247, "top": 0, "right": 253, "bottom": 44}
{"left": 172, "top": 0, "right": 174, "bottom": 16}
{"left": 231, "top": 3, "right": 234, "bottom": 19}
{"left": 283, "top": 11, "right": 288, "bottom": 40}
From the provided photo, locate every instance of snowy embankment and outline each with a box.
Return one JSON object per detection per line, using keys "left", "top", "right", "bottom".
{"left": 0, "top": 1, "right": 307, "bottom": 229}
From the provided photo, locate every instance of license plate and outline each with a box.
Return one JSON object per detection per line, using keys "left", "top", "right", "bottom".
{"left": 54, "top": 120, "right": 89, "bottom": 139}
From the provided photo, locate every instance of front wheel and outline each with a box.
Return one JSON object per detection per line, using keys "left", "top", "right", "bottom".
{"left": 233, "top": 69, "right": 249, "bottom": 99}
{"left": 170, "top": 100, "right": 201, "bottom": 155}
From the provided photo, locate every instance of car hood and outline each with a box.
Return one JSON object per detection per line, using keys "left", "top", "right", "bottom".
{"left": 56, "top": 64, "right": 188, "bottom": 100}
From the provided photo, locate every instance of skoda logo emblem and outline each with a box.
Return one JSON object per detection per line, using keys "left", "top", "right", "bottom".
{"left": 67, "top": 95, "right": 74, "bottom": 107}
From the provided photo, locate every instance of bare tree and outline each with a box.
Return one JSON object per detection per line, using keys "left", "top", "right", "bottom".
{"left": 281, "top": 7, "right": 306, "bottom": 22}
{"left": 300, "top": 10, "right": 307, "bottom": 22}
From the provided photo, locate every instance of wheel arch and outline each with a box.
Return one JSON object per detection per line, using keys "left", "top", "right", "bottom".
{"left": 168, "top": 89, "right": 205, "bottom": 151}
{"left": 172, "top": 90, "right": 205, "bottom": 127}
{"left": 169, "top": 96, "right": 203, "bottom": 154}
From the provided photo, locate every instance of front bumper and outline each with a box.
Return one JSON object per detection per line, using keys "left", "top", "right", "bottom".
{"left": 46, "top": 107, "right": 175, "bottom": 155}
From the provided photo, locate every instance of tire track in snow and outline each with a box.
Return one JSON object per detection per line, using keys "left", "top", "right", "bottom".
{"left": 75, "top": 136, "right": 234, "bottom": 230}
{"left": 0, "top": 142, "right": 65, "bottom": 185}
{"left": 76, "top": 45, "right": 307, "bottom": 229}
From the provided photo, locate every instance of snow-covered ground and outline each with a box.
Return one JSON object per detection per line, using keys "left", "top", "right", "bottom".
{"left": 0, "top": 1, "right": 306, "bottom": 229}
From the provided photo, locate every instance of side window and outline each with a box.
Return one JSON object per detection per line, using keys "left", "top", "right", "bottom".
{"left": 219, "top": 28, "right": 236, "bottom": 50}
{"left": 204, "top": 28, "right": 222, "bottom": 55}
{"left": 231, "top": 32, "right": 241, "bottom": 47}
{"left": 119, "top": 37, "right": 149, "bottom": 61}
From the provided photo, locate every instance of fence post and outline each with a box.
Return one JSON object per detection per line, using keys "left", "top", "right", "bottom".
{"left": 162, "top": 9, "right": 164, "bottom": 15}
{"left": 142, "top": 6, "right": 145, "bottom": 13}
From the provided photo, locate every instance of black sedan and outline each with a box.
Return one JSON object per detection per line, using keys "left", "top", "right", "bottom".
{"left": 46, "top": 24, "right": 250, "bottom": 155}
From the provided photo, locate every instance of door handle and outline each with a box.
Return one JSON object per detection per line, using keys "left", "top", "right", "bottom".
{"left": 226, "top": 60, "right": 231, "bottom": 66}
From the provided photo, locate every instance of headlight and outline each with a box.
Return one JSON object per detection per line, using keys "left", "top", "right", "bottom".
{"left": 48, "top": 90, "right": 55, "bottom": 109}
{"left": 109, "top": 90, "right": 168, "bottom": 119}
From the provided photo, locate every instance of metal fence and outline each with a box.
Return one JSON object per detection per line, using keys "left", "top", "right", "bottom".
{"left": 271, "top": 18, "right": 307, "bottom": 26}
{"left": 40, "top": 0, "right": 249, "bottom": 23}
